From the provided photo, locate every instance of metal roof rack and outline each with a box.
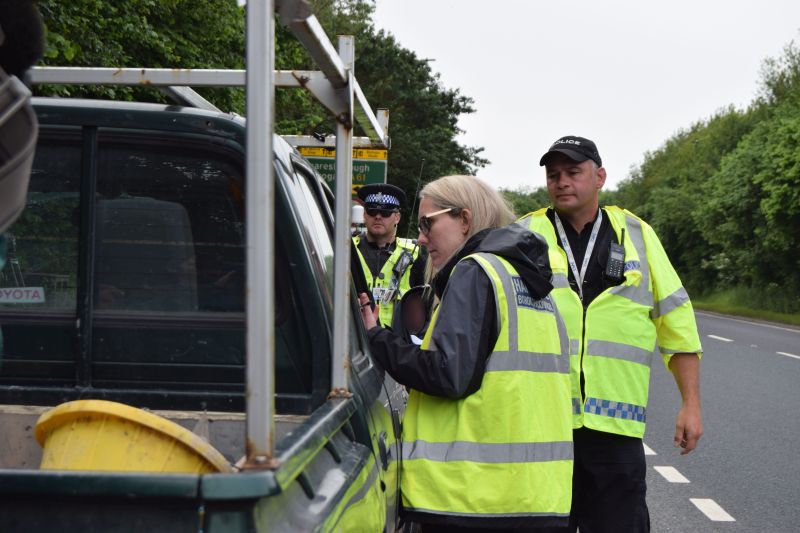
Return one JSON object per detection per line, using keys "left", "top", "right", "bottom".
{"left": 30, "top": 0, "right": 388, "bottom": 467}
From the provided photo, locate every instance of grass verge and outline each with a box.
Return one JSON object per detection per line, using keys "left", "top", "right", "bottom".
{"left": 692, "top": 292, "right": 800, "bottom": 327}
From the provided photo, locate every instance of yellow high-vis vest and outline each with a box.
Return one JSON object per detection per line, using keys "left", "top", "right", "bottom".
{"left": 353, "top": 236, "right": 419, "bottom": 327}
{"left": 521, "top": 207, "right": 702, "bottom": 438}
{"left": 401, "top": 252, "right": 573, "bottom": 523}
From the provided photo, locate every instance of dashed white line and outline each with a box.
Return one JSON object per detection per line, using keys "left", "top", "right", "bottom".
{"left": 690, "top": 498, "right": 736, "bottom": 522}
{"left": 642, "top": 442, "right": 656, "bottom": 456}
{"left": 777, "top": 351, "right": 800, "bottom": 360}
{"left": 653, "top": 466, "right": 690, "bottom": 483}
{"left": 707, "top": 334, "right": 733, "bottom": 342}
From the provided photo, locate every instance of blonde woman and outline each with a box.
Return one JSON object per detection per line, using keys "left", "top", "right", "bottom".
{"left": 359, "top": 175, "right": 573, "bottom": 531}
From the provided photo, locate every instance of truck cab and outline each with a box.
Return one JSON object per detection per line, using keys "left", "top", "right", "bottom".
{"left": 0, "top": 0, "right": 407, "bottom": 524}
{"left": 0, "top": 95, "right": 405, "bottom": 532}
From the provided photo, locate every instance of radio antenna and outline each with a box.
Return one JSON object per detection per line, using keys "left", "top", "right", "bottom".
{"left": 405, "top": 158, "right": 425, "bottom": 238}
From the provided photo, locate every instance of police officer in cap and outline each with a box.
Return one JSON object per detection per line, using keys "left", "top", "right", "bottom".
{"left": 521, "top": 135, "right": 702, "bottom": 533}
{"left": 353, "top": 183, "right": 426, "bottom": 328}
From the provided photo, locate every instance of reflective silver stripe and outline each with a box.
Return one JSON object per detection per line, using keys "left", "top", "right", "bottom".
{"left": 608, "top": 214, "right": 653, "bottom": 308}
{"left": 402, "top": 439, "right": 573, "bottom": 463}
{"left": 474, "top": 253, "right": 519, "bottom": 354}
{"left": 584, "top": 396, "right": 646, "bottom": 423}
{"left": 586, "top": 339, "right": 654, "bottom": 367}
{"left": 651, "top": 286, "right": 690, "bottom": 318}
{"left": 475, "top": 253, "right": 567, "bottom": 374}
{"left": 552, "top": 297, "right": 570, "bottom": 372}
{"left": 487, "top": 350, "right": 569, "bottom": 374}
{"left": 608, "top": 282, "right": 652, "bottom": 307}
{"left": 402, "top": 506, "right": 570, "bottom": 519}
{"left": 569, "top": 339, "right": 580, "bottom": 355}
{"left": 551, "top": 272, "right": 570, "bottom": 289}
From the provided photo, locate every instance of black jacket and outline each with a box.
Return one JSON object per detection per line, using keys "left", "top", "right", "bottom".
{"left": 368, "top": 222, "right": 552, "bottom": 399}
{"left": 368, "top": 223, "right": 557, "bottom": 529}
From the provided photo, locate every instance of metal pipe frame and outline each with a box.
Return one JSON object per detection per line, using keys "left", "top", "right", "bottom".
{"left": 244, "top": 0, "right": 277, "bottom": 466}
{"left": 31, "top": 67, "right": 387, "bottom": 146}
{"left": 30, "top": 0, "right": 390, "bottom": 462}
{"left": 330, "top": 35, "right": 354, "bottom": 394}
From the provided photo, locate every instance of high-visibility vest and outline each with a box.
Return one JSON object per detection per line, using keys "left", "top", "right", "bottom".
{"left": 353, "top": 236, "right": 419, "bottom": 327}
{"left": 521, "top": 207, "right": 701, "bottom": 438}
{"left": 401, "top": 252, "right": 573, "bottom": 523}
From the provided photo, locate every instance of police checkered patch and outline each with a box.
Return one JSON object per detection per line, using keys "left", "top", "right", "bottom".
{"left": 511, "top": 276, "right": 554, "bottom": 312}
{"left": 364, "top": 192, "right": 400, "bottom": 207}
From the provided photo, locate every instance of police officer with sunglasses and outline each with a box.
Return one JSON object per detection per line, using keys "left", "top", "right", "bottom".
{"left": 353, "top": 183, "right": 426, "bottom": 328}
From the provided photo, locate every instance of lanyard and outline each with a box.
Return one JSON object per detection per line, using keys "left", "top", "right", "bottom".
{"left": 553, "top": 209, "right": 602, "bottom": 301}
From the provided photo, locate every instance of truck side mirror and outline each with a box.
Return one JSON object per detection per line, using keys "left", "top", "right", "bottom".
{"left": 0, "top": 67, "right": 38, "bottom": 235}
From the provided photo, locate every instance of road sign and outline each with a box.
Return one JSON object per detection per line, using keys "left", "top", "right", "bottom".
{"left": 297, "top": 147, "right": 388, "bottom": 195}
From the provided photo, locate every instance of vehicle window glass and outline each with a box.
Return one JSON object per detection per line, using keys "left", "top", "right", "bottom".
{"left": 91, "top": 138, "right": 247, "bottom": 392}
{"left": 90, "top": 136, "right": 311, "bottom": 400}
{"left": 0, "top": 135, "right": 81, "bottom": 386}
{"left": 286, "top": 160, "right": 334, "bottom": 300}
{"left": 1, "top": 126, "right": 318, "bottom": 410}
{"left": 0, "top": 138, "right": 80, "bottom": 312}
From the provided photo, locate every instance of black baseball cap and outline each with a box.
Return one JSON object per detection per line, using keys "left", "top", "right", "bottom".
{"left": 539, "top": 135, "right": 602, "bottom": 167}
{"left": 356, "top": 183, "right": 406, "bottom": 209}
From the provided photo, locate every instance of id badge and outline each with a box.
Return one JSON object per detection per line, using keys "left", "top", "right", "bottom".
{"left": 372, "top": 287, "right": 385, "bottom": 302}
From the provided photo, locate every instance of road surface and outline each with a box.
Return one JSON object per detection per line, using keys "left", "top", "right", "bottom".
{"left": 645, "top": 311, "right": 800, "bottom": 532}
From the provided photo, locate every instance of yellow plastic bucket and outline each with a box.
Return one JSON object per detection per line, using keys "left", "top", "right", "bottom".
{"left": 35, "top": 400, "right": 232, "bottom": 474}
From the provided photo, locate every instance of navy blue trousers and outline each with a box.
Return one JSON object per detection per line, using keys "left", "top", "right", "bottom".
{"left": 543, "top": 427, "right": 650, "bottom": 533}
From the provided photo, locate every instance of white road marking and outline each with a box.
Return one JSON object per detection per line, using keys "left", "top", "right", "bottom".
{"left": 653, "top": 466, "right": 690, "bottom": 483}
{"left": 642, "top": 442, "right": 656, "bottom": 455}
{"left": 707, "top": 334, "right": 733, "bottom": 342}
{"left": 690, "top": 498, "right": 736, "bottom": 522}
{"left": 777, "top": 351, "right": 800, "bottom": 360}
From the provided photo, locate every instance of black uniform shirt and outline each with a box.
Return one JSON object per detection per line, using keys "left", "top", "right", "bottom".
{"left": 546, "top": 207, "right": 620, "bottom": 307}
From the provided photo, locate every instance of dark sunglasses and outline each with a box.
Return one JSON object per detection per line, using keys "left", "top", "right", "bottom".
{"left": 418, "top": 207, "right": 458, "bottom": 236}
{"left": 365, "top": 207, "right": 398, "bottom": 217}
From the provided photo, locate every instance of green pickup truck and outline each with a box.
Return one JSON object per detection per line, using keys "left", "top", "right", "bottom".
{"left": 0, "top": 94, "right": 405, "bottom": 531}
{"left": 0, "top": 2, "right": 408, "bottom": 527}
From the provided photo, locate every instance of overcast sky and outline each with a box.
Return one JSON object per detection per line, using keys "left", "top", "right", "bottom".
{"left": 371, "top": 0, "right": 800, "bottom": 191}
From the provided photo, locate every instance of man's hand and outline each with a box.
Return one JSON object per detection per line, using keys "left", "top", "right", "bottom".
{"left": 669, "top": 353, "right": 703, "bottom": 455}
{"left": 674, "top": 402, "right": 703, "bottom": 455}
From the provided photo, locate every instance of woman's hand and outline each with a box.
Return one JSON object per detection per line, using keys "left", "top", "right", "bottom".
{"left": 358, "top": 292, "right": 380, "bottom": 330}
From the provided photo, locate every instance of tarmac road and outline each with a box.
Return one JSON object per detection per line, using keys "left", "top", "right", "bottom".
{"left": 645, "top": 311, "right": 800, "bottom": 532}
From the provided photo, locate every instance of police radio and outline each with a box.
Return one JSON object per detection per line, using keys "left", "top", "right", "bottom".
{"left": 379, "top": 249, "right": 414, "bottom": 305}
{"left": 393, "top": 249, "right": 414, "bottom": 278}
{"left": 604, "top": 229, "right": 625, "bottom": 283}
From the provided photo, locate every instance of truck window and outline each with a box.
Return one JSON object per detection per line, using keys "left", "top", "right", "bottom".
{"left": 0, "top": 125, "right": 326, "bottom": 413}
{"left": 0, "top": 134, "right": 81, "bottom": 385}
{"left": 282, "top": 157, "right": 334, "bottom": 307}
{"left": 90, "top": 136, "right": 248, "bottom": 394}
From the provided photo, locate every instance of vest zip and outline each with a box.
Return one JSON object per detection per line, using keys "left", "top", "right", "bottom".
{"left": 579, "top": 304, "right": 587, "bottom": 402}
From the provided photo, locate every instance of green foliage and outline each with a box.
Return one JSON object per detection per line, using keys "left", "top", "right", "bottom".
{"left": 37, "top": 0, "right": 246, "bottom": 111}
{"left": 500, "top": 186, "right": 550, "bottom": 218}
{"left": 693, "top": 288, "right": 800, "bottom": 324}
{"left": 617, "top": 37, "right": 800, "bottom": 312}
{"left": 35, "top": 0, "right": 486, "bottom": 241}
{"left": 698, "top": 105, "right": 800, "bottom": 303}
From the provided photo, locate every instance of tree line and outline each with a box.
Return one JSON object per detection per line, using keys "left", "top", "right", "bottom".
{"left": 32, "top": 1, "right": 799, "bottom": 313}
{"left": 35, "top": 0, "right": 485, "bottom": 232}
